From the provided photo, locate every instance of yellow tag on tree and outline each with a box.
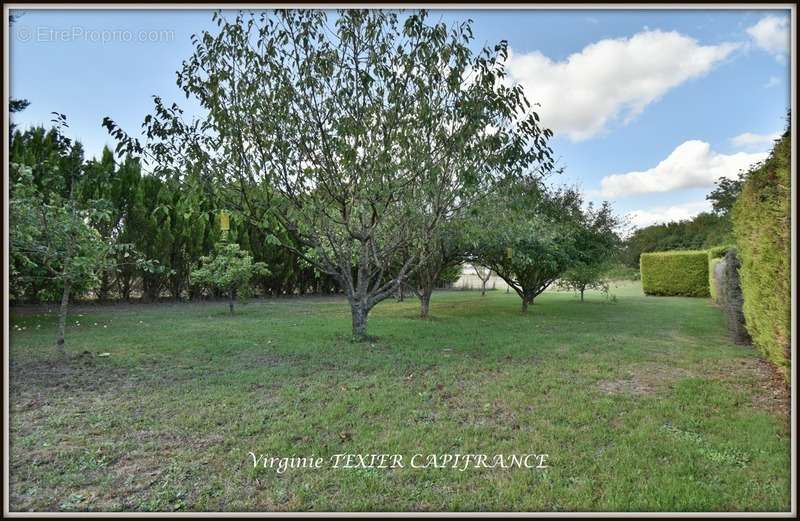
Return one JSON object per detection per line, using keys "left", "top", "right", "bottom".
{"left": 506, "top": 247, "right": 513, "bottom": 259}
{"left": 219, "top": 211, "right": 230, "bottom": 232}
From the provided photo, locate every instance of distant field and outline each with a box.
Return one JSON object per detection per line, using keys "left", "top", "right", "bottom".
{"left": 8, "top": 282, "right": 790, "bottom": 512}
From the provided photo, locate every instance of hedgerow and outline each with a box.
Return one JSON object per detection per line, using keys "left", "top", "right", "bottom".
{"left": 708, "top": 245, "right": 733, "bottom": 302}
{"left": 707, "top": 244, "right": 734, "bottom": 260}
{"left": 640, "top": 251, "right": 709, "bottom": 297}
{"left": 709, "top": 257, "right": 722, "bottom": 302}
{"left": 732, "top": 132, "right": 791, "bottom": 377}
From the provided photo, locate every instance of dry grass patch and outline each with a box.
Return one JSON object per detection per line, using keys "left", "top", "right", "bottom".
{"left": 597, "top": 363, "right": 694, "bottom": 396}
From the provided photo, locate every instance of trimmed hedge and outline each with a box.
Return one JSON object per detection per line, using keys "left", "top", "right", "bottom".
{"left": 707, "top": 245, "right": 733, "bottom": 302}
{"left": 709, "top": 256, "right": 722, "bottom": 302}
{"left": 708, "top": 244, "right": 734, "bottom": 260}
{"left": 640, "top": 250, "right": 710, "bottom": 297}
{"left": 732, "top": 132, "right": 791, "bottom": 377}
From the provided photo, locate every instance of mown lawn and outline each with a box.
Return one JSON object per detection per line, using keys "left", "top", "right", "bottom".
{"left": 8, "top": 282, "right": 790, "bottom": 512}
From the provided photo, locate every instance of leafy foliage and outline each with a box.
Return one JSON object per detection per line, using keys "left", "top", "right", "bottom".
{"left": 10, "top": 165, "right": 109, "bottom": 299}
{"left": 707, "top": 174, "right": 747, "bottom": 217}
{"left": 557, "top": 201, "right": 621, "bottom": 301}
{"left": 468, "top": 179, "right": 588, "bottom": 311}
{"left": 104, "top": 9, "right": 554, "bottom": 338}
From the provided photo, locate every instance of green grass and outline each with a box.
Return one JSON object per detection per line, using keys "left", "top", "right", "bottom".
{"left": 8, "top": 282, "right": 790, "bottom": 512}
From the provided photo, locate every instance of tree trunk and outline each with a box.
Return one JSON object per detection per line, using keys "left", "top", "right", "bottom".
{"left": 55, "top": 279, "right": 71, "bottom": 355}
{"left": 142, "top": 276, "right": 161, "bottom": 303}
{"left": 481, "top": 280, "right": 486, "bottom": 297}
{"left": 120, "top": 276, "right": 132, "bottom": 301}
{"left": 521, "top": 294, "right": 531, "bottom": 313}
{"left": 398, "top": 284, "right": 404, "bottom": 302}
{"left": 351, "top": 301, "right": 368, "bottom": 340}
{"left": 228, "top": 286, "right": 235, "bottom": 315}
{"left": 419, "top": 288, "right": 432, "bottom": 318}
{"left": 580, "top": 287, "right": 585, "bottom": 302}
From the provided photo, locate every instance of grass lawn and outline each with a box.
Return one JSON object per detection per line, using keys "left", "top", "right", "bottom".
{"left": 8, "top": 281, "right": 790, "bottom": 512}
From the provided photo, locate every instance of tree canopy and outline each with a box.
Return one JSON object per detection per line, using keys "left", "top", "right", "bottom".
{"left": 103, "top": 9, "right": 555, "bottom": 339}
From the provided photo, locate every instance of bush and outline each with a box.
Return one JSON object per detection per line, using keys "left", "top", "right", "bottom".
{"left": 732, "top": 132, "right": 790, "bottom": 377}
{"left": 714, "top": 250, "right": 751, "bottom": 345}
{"left": 640, "top": 251, "right": 709, "bottom": 297}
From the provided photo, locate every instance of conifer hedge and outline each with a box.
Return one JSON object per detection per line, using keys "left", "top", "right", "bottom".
{"left": 708, "top": 245, "right": 733, "bottom": 302}
{"left": 732, "top": 132, "right": 791, "bottom": 377}
{"left": 640, "top": 251, "right": 710, "bottom": 297}
{"left": 709, "top": 257, "right": 722, "bottom": 302}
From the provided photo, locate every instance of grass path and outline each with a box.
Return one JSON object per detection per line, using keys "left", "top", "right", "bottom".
{"left": 8, "top": 282, "right": 790, "bottom": 512}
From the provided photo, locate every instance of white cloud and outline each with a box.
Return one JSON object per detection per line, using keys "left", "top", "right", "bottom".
{"left": 626, "top": 200, "right": 712, "bottom": 229}
{"left": 599, "top": 140, "right": 767, "bottom": 198}
{"left": 505, "top": 30, "right": 740, "bottom": 141}
{"left": 746, "top": 15, "right": 789, "bottom": 57}
{"left": 764, "top": 75, "right": 781, "bottom": 88}
{"left": 731, "top": 131, "right": 781, "bottom": 148}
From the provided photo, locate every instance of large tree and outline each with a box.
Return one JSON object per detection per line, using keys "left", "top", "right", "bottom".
{"left": 104, "top": 9, "right": 553, "bottom": 339}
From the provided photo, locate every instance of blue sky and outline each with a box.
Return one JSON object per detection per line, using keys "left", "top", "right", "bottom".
{"left": 8, "top": 8, "right": 791, "bottom": 228}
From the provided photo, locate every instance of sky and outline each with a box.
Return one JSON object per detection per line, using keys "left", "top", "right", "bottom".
{"left": 8, "top": 7, "right": 792, "bottom": 229}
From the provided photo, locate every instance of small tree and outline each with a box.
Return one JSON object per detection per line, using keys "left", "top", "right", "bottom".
{"left": 557, "top": 202, "right": 621, "bottom": 302}
{"left": 469, "top": 180, "right": 584, "bottom": 312}
{"left": 10, "top": 116, "right": 158, "bottom": 354}
{"left": 10, "top": 114, "right": 107, "bottom": 353}
{"left": 191, "top": 242, "right": 269, "bottom": 314}
{"left": 472, "top": 264, "right": 492, "bottom": 296}
{"left": 11, "top": 166, "right": 108, "bottom": 353}
{"left": 557, "top": 264, "right": 611, "bottom": 302}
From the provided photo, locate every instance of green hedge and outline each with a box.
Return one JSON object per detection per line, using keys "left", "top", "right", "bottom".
{"left": 640, "top": 251, "right": 710, "bottom": 297}
{"left": 707, "top": 244, "right": 734, "bottom": 260}
{"left": 709, "top": 256, "right": 722, "bottom": 302}
{"left": 708, "top": 246, "right": 734, "bottom": 302}
{"left": 732, "top": 132, "right": 790, "bottom": 378}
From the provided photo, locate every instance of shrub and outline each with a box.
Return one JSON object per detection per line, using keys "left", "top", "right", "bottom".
{"left": 732, "top": 132, "right": 790, "bottom": 377}
{"left": 640, "top": 251, "right": 709, "bottom": 297}
{"left": 714, "top": 250, "right": 751, "bottom": 345}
